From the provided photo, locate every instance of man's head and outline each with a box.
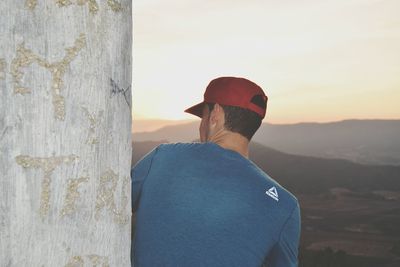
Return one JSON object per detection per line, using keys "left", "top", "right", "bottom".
{"left": 185, "top": 77, "right": 268, "bottom": 142}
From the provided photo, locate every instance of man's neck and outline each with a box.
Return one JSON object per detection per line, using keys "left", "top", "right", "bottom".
{"left": 208, "top": 129, "right": 250, "bottom": 158}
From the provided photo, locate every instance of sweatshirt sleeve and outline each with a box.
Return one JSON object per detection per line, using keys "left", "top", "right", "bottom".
{"left": 266, "top": 202, "right": 301, "bottom": 267}
{"left": 131, "top": 147, "right": 159, "bottom": 213}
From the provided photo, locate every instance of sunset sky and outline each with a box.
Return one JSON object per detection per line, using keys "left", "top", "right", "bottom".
{"left": 133, "top": 0, "right": 400, "bottom": 124}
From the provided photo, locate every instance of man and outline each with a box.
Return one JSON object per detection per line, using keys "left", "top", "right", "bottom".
{"left": 131, "top": 77, "right": 301, "bottom": 266}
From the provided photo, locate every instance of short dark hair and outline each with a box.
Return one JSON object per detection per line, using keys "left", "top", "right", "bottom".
{"left": 207, "top": 97, "right": 264, "bottom": 141}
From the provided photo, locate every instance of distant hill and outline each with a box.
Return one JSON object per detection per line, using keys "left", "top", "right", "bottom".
{"left": 132, "top": 119, "right": 194, "bottom": 133}
{"left": 249, "top": 142, "right": 400, "bottom": 194}
{"left": 132, "top": 140, "right": 400, "bottom": 194}
{"left": 133, "top": 121, "right": 198, "bottom": 143}
{"left": 132, "top": 119, "right": 400, "bottom": 166}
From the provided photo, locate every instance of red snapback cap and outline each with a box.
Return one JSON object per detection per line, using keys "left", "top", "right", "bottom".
{"left": 185, "top": 77, "right": 268, "bottom": 119}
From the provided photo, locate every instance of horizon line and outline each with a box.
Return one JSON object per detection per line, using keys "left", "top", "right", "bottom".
{"left": 132, "top": 117, "right": 400, "bottom": 125}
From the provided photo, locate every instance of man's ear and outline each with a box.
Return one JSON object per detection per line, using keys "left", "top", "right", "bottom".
{"left": 210, "top": 103, "right": 224, "bottom": 126}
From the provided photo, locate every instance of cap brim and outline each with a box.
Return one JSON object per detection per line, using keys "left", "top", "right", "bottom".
{"left": 184, "top": 102, "right": 204, "bottom": 118}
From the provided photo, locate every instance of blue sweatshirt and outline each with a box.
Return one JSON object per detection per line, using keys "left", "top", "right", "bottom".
{"left": 131, "top": 142, "right": 300, "bottom": 267}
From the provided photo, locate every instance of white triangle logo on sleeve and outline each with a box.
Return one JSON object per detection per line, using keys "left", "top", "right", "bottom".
{"left": 266, "top": 186, "right": 279, "bottom": 201}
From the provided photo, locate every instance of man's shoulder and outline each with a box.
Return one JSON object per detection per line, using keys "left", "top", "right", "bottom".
{"left": 154, "top": 142, "right": 212, "bottom": 154}
{"left": 248, "top": 161, "right": 299, "bottom": 209}
{"left": 268, "top": 179, "right": 298, "bottom": 210}
{"left": 153, "top": 142, "right": 299, "bottom": 208}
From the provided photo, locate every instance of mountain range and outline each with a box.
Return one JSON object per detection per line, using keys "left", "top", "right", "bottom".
{"left": 133, "top": 119, "right": 400, "bottom": 166}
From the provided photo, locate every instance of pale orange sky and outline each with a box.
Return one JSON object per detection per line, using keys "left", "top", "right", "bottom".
{"left": 133, "top": 0, "right": 400, "bottom": 124}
